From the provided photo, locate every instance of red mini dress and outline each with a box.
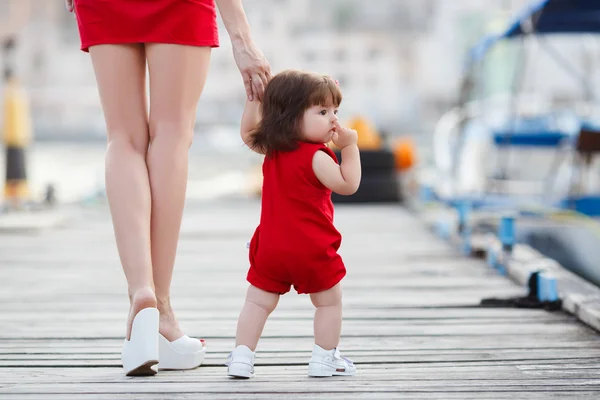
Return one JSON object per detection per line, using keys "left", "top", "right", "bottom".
{"left": 74, "top": 0, "right": 220, "bottom": 53}
{"left": 247, "top": 142, "right": 347, "bottom": 295}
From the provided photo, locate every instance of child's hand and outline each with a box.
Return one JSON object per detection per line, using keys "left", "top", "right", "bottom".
{"left": 240, "top": 98, "right": 264, "bottom": 154}
{"left": 332, "top": 120, "right": 358, "bottom": 149}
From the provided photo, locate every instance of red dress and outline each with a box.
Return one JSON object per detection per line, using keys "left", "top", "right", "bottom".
{"left": 74, "top": 0, "right": 219, "bottom": 53}
{"left": 247, "top": 142, "right": 347, "bottom": 295}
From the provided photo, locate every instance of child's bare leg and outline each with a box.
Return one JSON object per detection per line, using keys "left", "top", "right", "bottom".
{"left": 308, "top": 284, "right": 355, "bottom": 377}
{"left": 310, "top": 283, "right": 342, "bottom": 350}
{"left": 235, "top": 285, "right": 280, "bottom": 351}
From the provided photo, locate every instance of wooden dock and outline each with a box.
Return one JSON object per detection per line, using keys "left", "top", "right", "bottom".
{"left": 1, "top": 200, "right": 600, "bottom": 399}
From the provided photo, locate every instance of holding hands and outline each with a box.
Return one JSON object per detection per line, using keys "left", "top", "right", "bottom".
{"left": 232, "top": 40, "right": 271, "bottom": 102}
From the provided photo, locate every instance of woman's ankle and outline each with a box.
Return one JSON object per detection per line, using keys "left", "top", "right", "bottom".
{"left": 129, "top": 286, "right": 157, "bottom": 311}
{"left": 126, "top": 287, "right": 157, "bottom": 340}
{"left": 156, "top": 296, "right": 173, "bottom": 314}
{"left": 155, "top": 296, "right": 185, "bottom": 341}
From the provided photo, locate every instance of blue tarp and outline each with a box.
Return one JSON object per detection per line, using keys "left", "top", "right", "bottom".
{"left": 468, "top": 0, "right": 600, "bottom": 66}
{"left": 493, "top": 130, "right": 570, "bottom": 147}
{"left": 504, "top": 0, "right": 600, "bottom": 37}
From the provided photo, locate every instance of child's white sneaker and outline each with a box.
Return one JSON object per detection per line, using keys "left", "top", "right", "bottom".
{"left": 308, "top": 344, "right": 356, "bottom": 377}
{"left": 226, "top": 345, "right": 255, "bottom": 378}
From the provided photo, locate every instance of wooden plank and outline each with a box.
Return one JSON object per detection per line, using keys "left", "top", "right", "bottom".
{"left": 3, "top": 380, "right": 600, "bottom": 394}
{"left": 1, "top": 200, "right": 599, "bottom": 398}
{"left": 2, "top": 336, "right": 600, "bottom": 353}
{"left": 3, "top": 349, "right": 600, "bottom": 367}
{"left": 1, "top": 393, "right": 599, "bottom": 400}
{"left": 0, "top": 318, "right": 592, "bottom": 339}
{"left": 3, "top": 363, "right": 600, "bottom": 383}
{"left": 0, "top": 307, "right": 571, "bottom": 321}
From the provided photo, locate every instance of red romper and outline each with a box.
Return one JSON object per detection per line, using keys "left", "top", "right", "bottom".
{"left": 247, "top": 142, "right": 346, "bottom": 294}
{"left": 73, "top": 0, "right": 220, "bottom": 53}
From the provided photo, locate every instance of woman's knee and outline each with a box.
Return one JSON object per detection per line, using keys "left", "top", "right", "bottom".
{"left": 89, "top": 45, "right": 149, "bottom": 154}
{"left": 106, "top": 125, "right": 150, "bottom": 155}
{"left": 148, "top": 119, "right": 195, "bottom": 149}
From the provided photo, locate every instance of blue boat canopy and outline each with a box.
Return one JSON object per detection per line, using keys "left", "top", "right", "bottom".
{"left": 505, "top": 0, "right": 600, "bottom": 37}
{"left": 462, "top": 0, "right": 600, "bottom": 148}
{"left": 468, "top": 0, "right": 600, "bottom": 66}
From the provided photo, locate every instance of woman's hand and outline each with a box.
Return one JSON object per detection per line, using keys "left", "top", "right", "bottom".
{"left": 65, "top": 0, "right": 74, "bottom": 12}
{"left": 232, "top": 39, "right": 271, "bottom": 102}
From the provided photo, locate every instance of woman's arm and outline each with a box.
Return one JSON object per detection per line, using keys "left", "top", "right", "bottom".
{"left": 215, "top": 0, "right": 271, "bottom": 101}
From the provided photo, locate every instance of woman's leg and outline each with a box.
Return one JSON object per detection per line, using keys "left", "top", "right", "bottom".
{"left": 145, "top": 44, "right": 212, "bottom": 341}
{"left": 310, "top": 283, "right": 343, "bottom": 350}
{"left": 89, "top": 44, "right": 156, "bottom": 339}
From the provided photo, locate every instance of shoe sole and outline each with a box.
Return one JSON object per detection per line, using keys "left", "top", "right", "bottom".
{"left": 228, "top": 362, "right": 254, "bottom": 379}
{"left": 126, "top": 360, "right": 159, "bottom": 376}
{"left": 308, "top": 362, "right": 356, "bottom": 377}
{"left": 158, "top": 350, "right": 206, "bottom": 371}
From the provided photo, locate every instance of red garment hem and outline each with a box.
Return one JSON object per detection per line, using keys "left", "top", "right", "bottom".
{"left": 247, "top": 268, "right": 346, "bottom": 295}
{"left": 81, "top": 39, "right": 220, "bottom": 53}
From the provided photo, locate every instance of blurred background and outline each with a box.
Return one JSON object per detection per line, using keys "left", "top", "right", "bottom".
{"left": 4, "top": 3, "right": 600, "bottom": 393}
{"left": 1, "top": 0, "right": 599, "bottom": 207}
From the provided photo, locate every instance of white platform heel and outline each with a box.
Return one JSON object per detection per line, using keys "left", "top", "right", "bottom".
{"left": 158, "top": 334, "right": 206, "bottom": 370}
{"left": 121, "top": 307, "right": 159, "bottom": 376}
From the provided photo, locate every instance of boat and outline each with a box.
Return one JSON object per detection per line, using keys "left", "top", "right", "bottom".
{"left": 422, "top": 0, "right": 600, "bottom": 286}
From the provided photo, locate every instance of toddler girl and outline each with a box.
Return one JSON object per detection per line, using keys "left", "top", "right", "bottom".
{"left": 226, "top": 69, "right": 361, "bottom": 378}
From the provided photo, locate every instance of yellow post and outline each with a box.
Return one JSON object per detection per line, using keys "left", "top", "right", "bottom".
{"left": 2, "top": 74, "right": 32, "bottom": 209}
{"left": 348, "top": 116, "right": 382, "bottom": 150}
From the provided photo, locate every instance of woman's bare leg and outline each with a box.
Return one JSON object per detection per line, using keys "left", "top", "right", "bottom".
{"left": 145, "top": 44, "right": 211, "bottom": 340}
{"left": 89, "top": 44, "right": 156, "bottom": 339}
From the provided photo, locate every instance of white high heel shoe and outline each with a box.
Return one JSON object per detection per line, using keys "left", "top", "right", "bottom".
{"left": 121, "top": 307, "right": 159, "bottom": 376}
{"left": 158, "top": 334, "right": 206, "bottom": 370}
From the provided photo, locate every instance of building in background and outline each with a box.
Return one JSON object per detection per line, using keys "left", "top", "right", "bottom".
{"left": 1, "top": 0, "right": 596, "bottom": 142}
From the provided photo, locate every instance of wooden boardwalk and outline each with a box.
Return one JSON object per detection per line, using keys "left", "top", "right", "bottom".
{"left": 1, "top": 200, "right": 600, "bottom": 399}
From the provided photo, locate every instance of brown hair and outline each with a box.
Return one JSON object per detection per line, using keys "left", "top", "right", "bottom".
{"left": 249, "top": 70, "right": 342, "bottom": 156}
